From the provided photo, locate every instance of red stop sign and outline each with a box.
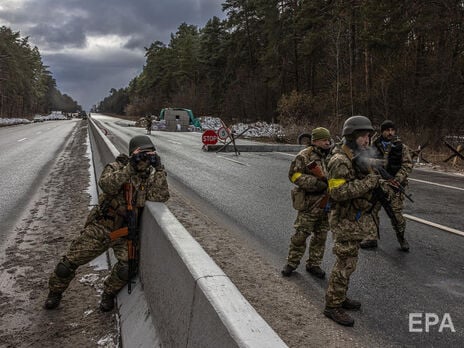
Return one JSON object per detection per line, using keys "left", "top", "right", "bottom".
{"left": 202, "top": 129, "right": 218, "bottom": 145}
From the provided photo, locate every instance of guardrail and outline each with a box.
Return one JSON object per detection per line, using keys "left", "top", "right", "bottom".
{"left": 87, "top": 118, "right": 287, "bottom": 347}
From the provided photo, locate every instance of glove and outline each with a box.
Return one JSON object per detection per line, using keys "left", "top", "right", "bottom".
{"left": 314, "top": 179, "right": 328, "bottom": 192}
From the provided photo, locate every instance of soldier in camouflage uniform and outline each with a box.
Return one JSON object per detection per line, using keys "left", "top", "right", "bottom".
{"left": 360, "top": 120, "right": 413, "bottom": 251}
{"left": 323, "top": 116, "right": 380, "bottom": 326}
{"left": 282, "top": 127, "right": 332, "bottom": 279}
{"left": 44, "top": 135, "right": 169, "bottom": 311}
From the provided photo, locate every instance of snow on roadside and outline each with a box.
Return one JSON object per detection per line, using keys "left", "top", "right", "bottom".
{"left": 0, "top": 117, "right": 31, "bottom": 125}
{"left": 200, "top": 116, "right": 284, "bottom": 138}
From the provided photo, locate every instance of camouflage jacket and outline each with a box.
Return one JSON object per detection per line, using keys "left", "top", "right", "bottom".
{"left": 327, "top": 144, "right": 378, "bottom": 241}
{"left": 289, "top": 146, "right": 329, "bottom": 212}
{"left": 87, "top": 154, "right": 170, "bottom": 231}
{"left": 372, "top": 135, "right": 413, "bottom": 184}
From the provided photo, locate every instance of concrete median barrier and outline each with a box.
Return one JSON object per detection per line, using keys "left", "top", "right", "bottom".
{"left": 88, "top": 119, "right": 287, "bottom": 347}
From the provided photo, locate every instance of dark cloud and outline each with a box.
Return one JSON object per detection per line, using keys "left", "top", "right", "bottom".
{"left": 29, "top": 21, "right": 87, "bottom": 49}
{"left": 0, "top": 0, "right": 225, "bottom": 109}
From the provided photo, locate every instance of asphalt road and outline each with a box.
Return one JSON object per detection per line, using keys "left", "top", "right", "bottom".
{"left": 0, "top": 120, "right": 79, "bottom": 245}
{"left": 94, "top": 114, "right": 464, "bottom": 346}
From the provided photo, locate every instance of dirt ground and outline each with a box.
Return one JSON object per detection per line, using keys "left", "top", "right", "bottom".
{"left": 1, "top": 121, "right": 461, "bottom": 347}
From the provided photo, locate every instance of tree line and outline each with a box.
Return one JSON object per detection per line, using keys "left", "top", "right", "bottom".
{"left": 0, "top": 26, "right": 80, "bottom": 118}
{"left": 99, "top": 1, "right": 464, "bottom": 137}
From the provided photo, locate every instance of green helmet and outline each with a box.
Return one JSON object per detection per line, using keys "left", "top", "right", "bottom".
{"left": 342, "top": 115, "right": 374, "bottom": 136}
{"left": 129, "top": 135, "right": 155, "bottom": 155}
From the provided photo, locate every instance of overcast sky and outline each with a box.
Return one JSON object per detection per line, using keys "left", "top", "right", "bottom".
{"left": 0, "top": 0, "right": 225, "bottom": 110}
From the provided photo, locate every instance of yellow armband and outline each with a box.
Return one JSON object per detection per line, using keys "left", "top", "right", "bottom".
{"left": 328, "top": 178, "right": 346, "bottom": 190}
{"left": 290, "top": 172, "right": 302, "bottom": 183}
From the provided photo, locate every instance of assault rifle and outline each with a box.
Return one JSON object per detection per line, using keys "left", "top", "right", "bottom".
{"left": 371, "top": 186, "right": 399, "bottom": 227}
{"left": 124, "top": 183, "right": 138, "bottom": 294}
{"left": 352, "top": 155, "right": 401, "bottom": 233}
{"left": 353, "top": 155, "right": 414, "bottom": 202}
{"left": 108, "top": 183, "right": 138, "bottom": 294}
{"left": 375, "top": 166, "right": 414, "bottom": 203}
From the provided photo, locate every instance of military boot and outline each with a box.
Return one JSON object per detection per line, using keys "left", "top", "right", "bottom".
{"left": 341, "top": 298, "right": 361, "bottom": 311}
{"left": 397, "top": 236, "right": 410, "bottom": 252}
{"left": 323, "top": 307, "right": 354, "bottom": 326}
{"left": 281, "top": 264, "right": 296, "bottom": 277}
{"left": 44, "top": 291, "right": 62, "bottom": 310}
{"left": 306, "top": 265, "right": 326, "bottom": 279}
{"left": 360, "top": 239, "right": 378, "bottom": 249}
{"left": 396, "top": 230, "right": 410, "bottom": 252}
{"left": 99, "top": 291, "right": 115, "bottom": 312}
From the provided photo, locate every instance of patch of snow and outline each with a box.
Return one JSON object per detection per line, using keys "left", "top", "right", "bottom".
{"left": 89, "top": 253, "right": 109, "bottom": 271}
{"left": 0, "top": 118, "right": 31, "bottom": 125}
{"left": 78, "top": 273, "right": 101, "bottom": 286}
{"left": 85, "top": 133, "right": 99, "bottom": 207}
{"left": 97, "top": 334, "right": 116, "bottom": 347}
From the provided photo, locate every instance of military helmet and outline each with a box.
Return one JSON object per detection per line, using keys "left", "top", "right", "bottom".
{"left": 129, "top": 135, "right": 155, "bottom": 154}
{"left": 342, "top": 115, "right": 374, "bottom": 136}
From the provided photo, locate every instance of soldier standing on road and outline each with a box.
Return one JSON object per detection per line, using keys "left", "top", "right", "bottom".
{"left": 282, "top": 127, "right": 332, "bottom": 279}
{"left": 323, "top": 116, "right": 380, "bottom": 326}
{"left": 146, "top": 115, "right": 153, "bottom": 135}
{"left": 360, "top": 120, "right": 413, "bottom": 251}
{"left": 44, "top": 135, "right": 169, "bottom": 312}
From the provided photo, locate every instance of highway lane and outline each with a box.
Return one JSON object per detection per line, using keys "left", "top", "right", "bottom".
{"left": 0, "top": 120, "right": 80, "bottom": 245}
{"left": 94, "top": 114, "right": 464, "bottom": 346}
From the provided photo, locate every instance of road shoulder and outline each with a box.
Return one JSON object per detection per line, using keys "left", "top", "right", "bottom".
{"left": 0, "top": 121, "right": 119, "bottom": 347}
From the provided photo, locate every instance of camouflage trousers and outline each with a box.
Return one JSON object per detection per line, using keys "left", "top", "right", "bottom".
{"left": 48, "top": 221, "right": 129, "bottom": 295}
{"left": 365, "top": 185, "right": 407, "bottom": 241}
{"left": 286, "top": 210, "right": 329, "bottom": 269}
{"left": 325, "top": 240, "right": 360, "bottom": 308}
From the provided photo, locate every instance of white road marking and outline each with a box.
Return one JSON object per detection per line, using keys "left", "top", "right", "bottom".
{"left": 167, "top": 140, "right": 182, "bottom": 145}
{"left": 17, "top": 138, "right": 28, "bottom": 142}
{"left": 217, "top": 155, "right": 250, "bottom": 166}
{"left": 409, "top": 178, "right": 464, "bottom": 191}
{"left": 404, "top": 214, "right": 464, "bottom": 237}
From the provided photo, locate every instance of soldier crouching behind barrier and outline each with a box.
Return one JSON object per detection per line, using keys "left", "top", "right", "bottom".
{"left": 323, "top": 116, "right": 380, "bottom": 327}
{"left": 282, "top": 127, "right": 332, "bottom": 279}
{"left": 44, "top": 135, "right": 170, "bottom": 312}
